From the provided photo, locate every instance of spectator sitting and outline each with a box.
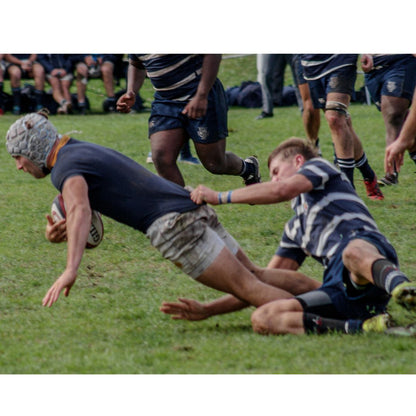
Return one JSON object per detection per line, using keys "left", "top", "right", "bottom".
{"left": 67, "top": 54, "right": 89, "bottom": 115}
{"left": 37, "top": 54, "right": 73, "bottom": 114}
{"left": 3, "top": 54, "right": 45, "bottom": 114}
{"left": 84, "top": 54, "right": 118, "bottom": 112}
{"left": 0, "top": 54, "right": 4, "bottom": 115}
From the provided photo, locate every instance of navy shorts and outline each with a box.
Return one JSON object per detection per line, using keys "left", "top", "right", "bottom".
{"left": 293, "top": 55, "right": 307, "bottom": 86}
{"left": 364, "top": 56, "right": 416, "bottom": 110}
{"left": 295, "top": 230, "right": 396, "bottom": 320}
{"left": 148, "top": 79, "right": 228, "bottom": 144}
{"left": 308, "top": 65, "right": 357, "bottom": 109}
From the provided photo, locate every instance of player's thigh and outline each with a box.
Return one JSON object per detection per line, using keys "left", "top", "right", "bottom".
{"left": 150, "top": 128, "right": 187, "bottom": 162}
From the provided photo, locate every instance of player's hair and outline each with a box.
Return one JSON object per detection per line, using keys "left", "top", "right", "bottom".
{"left": 267, "top": 137, "right": 318, "bottom": 168}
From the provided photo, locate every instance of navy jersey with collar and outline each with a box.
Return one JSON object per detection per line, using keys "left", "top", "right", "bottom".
{"left": 129, "top": 54, "right": 205, "bottom": 101}
{"left": 50, "top": 138, "right": 199, "bottom": 233}
{"left": 276, "top": 158, "right": 384, "bottom": 268}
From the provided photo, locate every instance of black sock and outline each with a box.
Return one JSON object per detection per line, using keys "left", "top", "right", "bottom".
{"left": 337, "top": 157, "right": 355, "bottom": 186}
{"left": 371, "top": 258, "right": 409, "bottom": 294}
{"left": 355, "top": 153, "right": 375, "bottom": 181}
{"left": 34, "top": 89, "right": 43, "bottom": 107}
{"left": 12, "top": 87, "right": 21, "bottom": 107}
{"left": 303, "top": 313, "right": 362, "bottom": 334}
{"left": 240, "top": 159, "right": 248, "bottom": 177}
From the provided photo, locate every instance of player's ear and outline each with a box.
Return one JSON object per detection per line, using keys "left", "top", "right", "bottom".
{"left": 294, "top": 154, "right": 304, "bottom": 168}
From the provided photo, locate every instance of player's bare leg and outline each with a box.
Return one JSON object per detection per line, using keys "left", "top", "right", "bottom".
{"left": 251, "top": 298, "right": 305, "bottom": 335}
{"left": 195, "top": 139, "right": 245, "bottom": 175}
{"left": 235, "top": 248, "right": 321, "bottom": 295}
{"left": 150, "top": 128, "right": 187, "bottom": 186}
{"left": 195, "top": 246, "right": 293, "bottom": 307}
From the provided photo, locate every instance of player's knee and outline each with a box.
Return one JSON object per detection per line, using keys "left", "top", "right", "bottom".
{"left": 325, "top": 101, "right": 349, "bottom": 130}
{"left": 251, "top": 307, "right": 273, "bottom": 335}
{"left": 201, "top": 159, "right": 226, "bottom": 175}
{"left": 342, "top": 241, "right": 362, "bottom": 266}
{"left": 384, "top": 108, "right": 406, "bottom": 130}
{"left": 325, "top": 110, "right": 345, "bottom": 131}
{"left": 251, "top": 304, "right": 288, "bottom": 335}
{"left": 152, "top": 149, "right": 177, "bottom": 167}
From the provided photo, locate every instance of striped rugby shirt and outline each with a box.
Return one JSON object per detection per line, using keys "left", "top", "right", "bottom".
{"left": 276, "top": 158, "right": 383, "bottom": 268}
{"left": 300, "top": 54, "right": 358, "bottom": 81}
{"left": 129, "top": 54, "right": 205, "bottom": 101}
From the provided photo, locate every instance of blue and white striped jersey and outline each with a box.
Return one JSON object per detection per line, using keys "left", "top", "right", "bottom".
{"left": 276, "top": 158, "right": 383, "bottom": 268}
{"left": 300, "top": 54, "right": 358, "bottom": 81}
{"left": 129, "top": 54, "right": 205, "bottom": 101}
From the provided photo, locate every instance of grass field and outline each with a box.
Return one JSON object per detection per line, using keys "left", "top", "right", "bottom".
{"left": 0, "top": 55, "right": 415, "bottom": 384}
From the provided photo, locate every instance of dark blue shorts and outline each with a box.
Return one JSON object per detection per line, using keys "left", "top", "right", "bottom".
{"left": 148, "top": 79, "right": 228, "bottom": 144}
{"left": 293, "top": 55, "right": 307, "bottom": 86}
{"left": 295, "top": 230, "right": 397, "bottom": 320}
{"left": 308, "top": 65, "right": 357, "bottom": 109}
{"left": 364, "top": 56, "right": 416, "bottom": 110}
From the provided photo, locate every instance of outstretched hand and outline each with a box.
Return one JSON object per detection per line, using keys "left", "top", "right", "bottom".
{"left": 160, "top": 298, "right": 211, "bottom": 321}
{"left": 42, "top": 269, "right": 77, "bottom": 307}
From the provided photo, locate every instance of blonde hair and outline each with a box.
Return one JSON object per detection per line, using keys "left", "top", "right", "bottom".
{"left": 268, "top": 137, "right": 318, "bottom": 168}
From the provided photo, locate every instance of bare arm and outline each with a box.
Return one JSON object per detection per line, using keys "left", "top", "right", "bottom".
{"left": 190, "top": 174, "right": 313, "bottom": 206}
{"left": 385, "top": 88, "right": 416, "bottom": 174}
{"left": 160, "top": 254, "right": 319, "bottom": 321}
{"left": 42, "top": 175, "right": 91, "bottom": 307}
{"left": 116, "top": 58, "right": 146, "bottom": 113}
{"left": 160, "top": 295, "right": 249, "bottom": 321}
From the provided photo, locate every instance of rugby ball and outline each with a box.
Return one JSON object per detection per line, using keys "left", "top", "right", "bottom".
{"left": 51, "top": 194, "right": 104, "bottom": 249}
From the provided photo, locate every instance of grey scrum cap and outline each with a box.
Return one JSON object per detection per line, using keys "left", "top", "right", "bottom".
{"left": 6, "top": 112, "right": 58, "bottom": 170}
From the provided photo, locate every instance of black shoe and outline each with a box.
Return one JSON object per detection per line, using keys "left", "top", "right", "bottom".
{"left": 103, "top": 97, "right": 116, "bottom": 112}
{"left": 256, "top": 111, "right": 273, "bottom": 120}
{"left": 242, "top": 156, "right": 261, "bottom": 186}
{"left": 378, "top": 172, "right": 398, "bottom": 186}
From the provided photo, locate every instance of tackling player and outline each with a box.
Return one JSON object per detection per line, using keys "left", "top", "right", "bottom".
{"left": 161, "top": 137, "right": 416, "bottom": 336}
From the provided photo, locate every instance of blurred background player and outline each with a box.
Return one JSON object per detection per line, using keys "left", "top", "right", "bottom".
{"left": 361, "top": 54, "right": 416, "bottom": 186}
{"left": 385, "top": 86, "right": 416, "bottom": 177}
{"left": 293, "top": 54, "right": 321, "bottom": 153}
{"left": 300, "top": 54, "right": 384, "bottom": 200}
{"left": 117, "top": 54, "right": 260, "bottom": 187}
{"left": 256, "top": 54, "right": 301, "bottom": 120}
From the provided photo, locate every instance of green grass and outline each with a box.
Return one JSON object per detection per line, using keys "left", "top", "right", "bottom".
{"left": 1, "top": 55, "right": 416, "bottom": 375}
